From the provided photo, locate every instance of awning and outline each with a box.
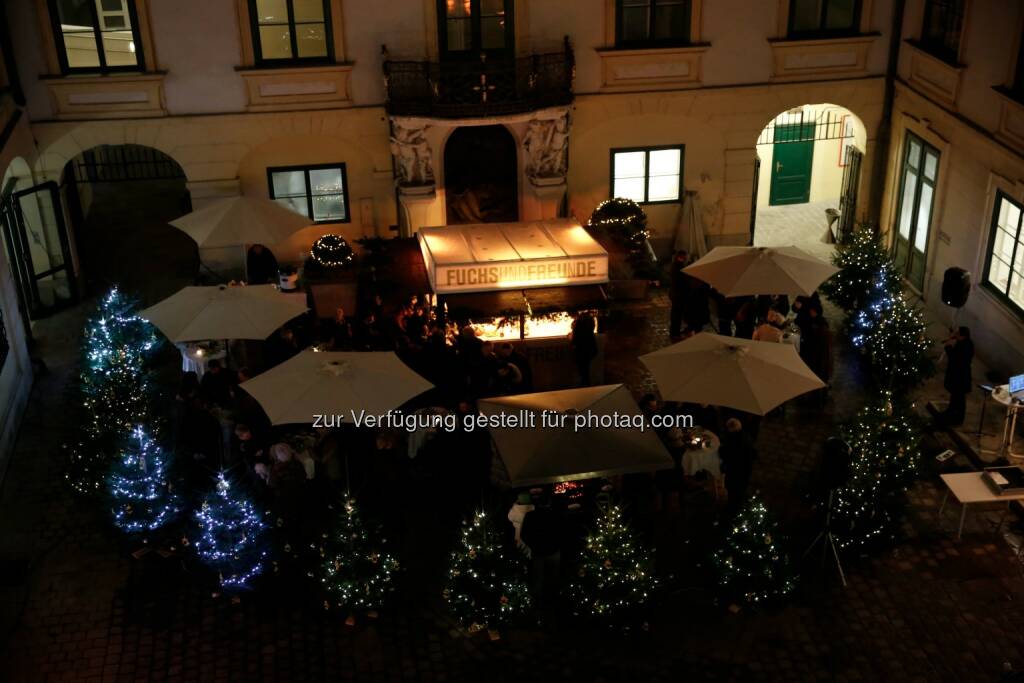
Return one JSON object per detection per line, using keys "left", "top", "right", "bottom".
{"left": 442, "top": 284, "right": 607, "bottom": 319}
{"left": 418, "top": 219, "right": 609, "bottom": 294}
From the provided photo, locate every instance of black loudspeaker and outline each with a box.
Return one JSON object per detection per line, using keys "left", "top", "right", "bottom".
{"left": 941, "top": 267, "right": 971, "bottom": 308}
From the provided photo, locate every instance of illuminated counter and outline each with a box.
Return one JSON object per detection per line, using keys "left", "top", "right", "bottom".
{"left": 418, "top": 220, "right": 609, "bottom": 294}
{"left": 417, "top": 222, "right": 609, "bottom": 389}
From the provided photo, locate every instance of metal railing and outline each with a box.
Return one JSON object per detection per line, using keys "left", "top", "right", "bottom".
{"left": 382, "top": 38, "right": 574, "bottom": 118}
{"left": 756, "top": 109, "right": 855, "bottom": 146}
{"left": 70, "top": 144, "right": 185, "bottom": 183}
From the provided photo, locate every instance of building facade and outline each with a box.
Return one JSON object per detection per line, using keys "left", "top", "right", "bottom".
{"left": 0, "top": 0, "right": 1022, "bottom": 378}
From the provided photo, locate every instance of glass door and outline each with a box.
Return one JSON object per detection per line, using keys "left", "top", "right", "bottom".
{"left": 1, "top": 181, "right": 77, "bottom": 318}
{"left": 438, "top": 0, "right": 514, "bottom": 59}
{"left": 893, "top": 132, "right": 940, "bottom": 291}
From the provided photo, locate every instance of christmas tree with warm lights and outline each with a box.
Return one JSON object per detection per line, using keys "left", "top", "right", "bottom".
{"left": 66, "top": 287, "right": 159, "bottom": 496}
{"left": 710, "top": 494, "right": 795, "bottom": 608}
{"left": 567, "top": 502, "right": 659, "bottom": 632}
{"left": 193, "top": 472, "right": 269, "bottom": 591}
{"left": 107, "top": 425, "right": 181, "bottom": 539}
{"left": 821, "top": 223, "right": 899, "bottom": 314}
{"left": 444, "top": 511, "right": 530, "bottom": 634}
{"left": 831, "top": 393, "right": 924, "bottom": 551}
{"left": 321, "top": 495, "right": 400, "bottom": 617}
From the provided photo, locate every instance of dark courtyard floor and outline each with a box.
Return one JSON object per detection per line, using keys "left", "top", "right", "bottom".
{"left": 1, "top": 290, "right": 1023, "bottom": 683}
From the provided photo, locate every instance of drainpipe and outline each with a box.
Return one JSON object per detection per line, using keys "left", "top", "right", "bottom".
{"left": 868, "top": 0, "right": 906, "bottom": 225}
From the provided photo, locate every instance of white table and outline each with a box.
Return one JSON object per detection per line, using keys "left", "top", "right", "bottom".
{"left": 991, "top": 384, "right": 1024, "bottom": 460}
{"left": 938, "top": 472, "right": 1024, "bottom": 540}
{"left": 682, "top": 431, "right": 721, "bottom": 477}
{"left": 177, "top": 343, "right": 227, "bottom": 379}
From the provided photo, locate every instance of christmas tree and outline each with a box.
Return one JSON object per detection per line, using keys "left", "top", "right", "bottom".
{"left": 567, "top": 502, "right": 659, "bottom": 631}
{"left": 321, "top": 496, "right": 400, "bottom": 616}
{"left": 831, "top": 393, "right": 924, "bottom": 551}
{"left": 851, "top": 268, "right": 933, "bottom": 393}
{"left": 821, "top": 223, "right": 899, "bottom": 313}
{"left": 444, "top": 511, "right": 530, "bottom": 633}
{"left": 710, "top": 494, "right": 795, "bottom": 607}
{"left": 107, "top": 425, "right": 181, "bottom": 538}
{"left": 66, "top": 288, "right": 158, "bottom": 495}
{"left": 193, "top": 472, "right": 269, "bottom": 590}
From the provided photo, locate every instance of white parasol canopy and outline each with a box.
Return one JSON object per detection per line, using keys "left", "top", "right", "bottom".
{"left": 140, "top": 284, "right": 307, "bottom": 342}
{"left": 170, "top": 195, "right": 311, "bottom": 249}
{"left": 640, "top": 332, "right": 825, "bottom": 415}
{"left": 478, "top": 384, "right": 674, "bottom": 487}
{"left": 239, "top": 351, "right": 434, "bottom": 426}
{"left": 673, "top": 190, "right": 708, "bottom": 257}
{"left": 683, "top": 245, "right": 838, "bottom": 297}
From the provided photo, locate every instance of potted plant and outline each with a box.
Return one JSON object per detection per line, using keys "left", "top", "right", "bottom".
{"left": 587, "top": 198, "right": 658, "bottom": 300}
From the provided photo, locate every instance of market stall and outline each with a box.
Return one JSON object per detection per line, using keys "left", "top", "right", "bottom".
{"left": 418, "top": 220, "right": 610, "bottom": 389}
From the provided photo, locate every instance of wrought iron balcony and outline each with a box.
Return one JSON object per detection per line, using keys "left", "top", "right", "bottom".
{"left": 382, "top": 38, "right": 574, "bottom": 118}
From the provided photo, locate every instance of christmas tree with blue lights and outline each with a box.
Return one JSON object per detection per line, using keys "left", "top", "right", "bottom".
{"left": 711, "top": 494, "right": 795, "bottom": 608}
{"left": 193, "top": 472, "right": 269, "bottom": 591}
{"left": 107, "top": 425, "right": 181, "bottom": 539}
{"left": 321, "top": 495, "right": 400, "bottom": 617}
{"left": 444, "top": 511, "right": 530, "bottom": 634}
{"left": 568, "top": 502, "right": 659, "bottom": 632}
{"left": 821, "top": 223, "right": 899, "bottom": 314}
{"left": 66, "top": 287, "right": 158, "bottom": 495}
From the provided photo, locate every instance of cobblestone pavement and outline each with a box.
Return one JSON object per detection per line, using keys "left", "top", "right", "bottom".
{"left": 1, "top": 291, "right": 1023, "bottom": 683}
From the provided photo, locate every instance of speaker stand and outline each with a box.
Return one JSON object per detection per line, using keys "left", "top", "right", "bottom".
{"left": 803, "top": 490, "right": 847, "bottom": 587}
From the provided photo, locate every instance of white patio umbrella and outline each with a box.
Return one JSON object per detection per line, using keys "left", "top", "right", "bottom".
{"left": 479, "top": 384, "right": 674, "bottom": 487}
{"left": 640, "top": 332, "right": 825, "bottom": 415}
{"left": 170, "top": 195, "right": 311, "bottom": 249}
{"left": 140, "top": 284, "right": 307, "bottom": 342}
{"left": 239, "top": 351, "right": 433, "bottom": 426}
{"left": 683, "top": 245, "right": 838, "bottom": 297}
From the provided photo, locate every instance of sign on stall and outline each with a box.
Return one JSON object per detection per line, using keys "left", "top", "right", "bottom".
{"left": 418, "top": 220, "right": 609, "bottom": 294}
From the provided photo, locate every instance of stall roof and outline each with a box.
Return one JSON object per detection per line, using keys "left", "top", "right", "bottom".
{"left": 418, "top": 219, "right": 609, "bottom": 294}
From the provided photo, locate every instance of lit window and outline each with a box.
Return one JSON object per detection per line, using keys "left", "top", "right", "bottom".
{"left": 250, "top": 0, "right": 331, "bottom": 64}
{"left": 616, "top": 0, "right": 691, "bottom": 47}
{"left": 438, "top": 0, "right": 514, "bottom": 57}
{"left": 611, "top": 146, "right": 683, "bottom": 204}
{"left": 268, "top": 164, "right": 349, "bottom": 223}
{"left": 984, "top": 192, "right": 1024, "bottom": 316}
{"left": 49, "top": 0, "right": 143, "bottom": 73}
{"left": 788, "top": 0, "right": 860, "bottom": 37}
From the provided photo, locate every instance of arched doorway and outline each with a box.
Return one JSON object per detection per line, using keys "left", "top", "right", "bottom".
{"left": 443, "top": 125, "right": 518, "bottom": 224}
{"left": 750, "top": 104, "right": 866, "bottom": 260}
{"left": 62, "top": 144, "right": 197, "bottom": 304}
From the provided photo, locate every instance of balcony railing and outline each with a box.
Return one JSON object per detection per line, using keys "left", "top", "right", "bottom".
{"left": 382, "top": 38, "right": 574, "bottom": 118}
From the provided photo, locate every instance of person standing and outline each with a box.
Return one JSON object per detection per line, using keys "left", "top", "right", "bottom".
{"left": 941, "top": 326, "right": 974, "bottom": 426}
{"left": 520, "top": 497, "right": 563, "bottom": 622}
{"left": 246, "top": 243, "right": 279, "bottom": 285}
{"left": 799, "top": 304, "right": 833, "bottom": 405}
{"left": 570, "top": 312, "right": 598, "bottom": 387}
{"left": 668, "top": 250, "right": 690, "bottom": 340}
{"left": 719, "top": 417, "right": 756, "bottom": 514}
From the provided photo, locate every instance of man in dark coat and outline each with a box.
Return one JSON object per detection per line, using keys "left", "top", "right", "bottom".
{"left": 520, "top": 497, "right": 563, "bottom": 617}
{"left": 941, "top": 326, "right": 974, "bottom": 426}
{"left": 719, "top": 417, "right": 756, "bottom": 514}
{"left": 246, "top": 243, "right": 279, "bottom": 285}
{"left": 669, "top": 250, "right": 690, "bottom": 340}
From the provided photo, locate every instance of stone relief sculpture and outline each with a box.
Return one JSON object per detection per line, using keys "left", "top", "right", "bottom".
{"left": 523, "top": 111, "right": 569, "bottom": 182}
{"left": 390, "top": 122, "right": 435, "bottom": 186}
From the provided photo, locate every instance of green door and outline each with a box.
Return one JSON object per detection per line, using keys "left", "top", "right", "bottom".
{"left": 769, "top": 123, "right": 815, "bottom": 206}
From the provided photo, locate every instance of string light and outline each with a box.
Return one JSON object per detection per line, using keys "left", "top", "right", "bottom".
{"left": 444, "top": 511, "right": 530, "bottom": 632}
{"left": 107, "top": 425, "right": 181, "bottom": 536}
{"left": 66, "top": 287, "right": 158, "bottom": 496}
{"left": 321, "top": 495, "right": 400, "bottom": 615}
{"left": 193, "top": 472, "right": 268, "bottom": 590}
{"left": 567, "top": 502, "right": 658, "bottom": 632}
{"left": 821, "top": 224, "right": 899, "bottom": 314}
{"left": 311, "top": 234, "right": 355, "bottom": 269}
{"left": 710, "top": 494, "right": 795, "bottom": 606}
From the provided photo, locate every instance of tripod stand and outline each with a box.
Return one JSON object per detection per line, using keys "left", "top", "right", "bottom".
{"left": 803, "top": 489, "right": 847, "bottom": 587}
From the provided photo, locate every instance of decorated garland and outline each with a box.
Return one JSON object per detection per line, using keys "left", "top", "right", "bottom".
{"left": 311, "top": 234, "right": 355, "bottom": 269}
